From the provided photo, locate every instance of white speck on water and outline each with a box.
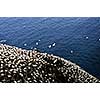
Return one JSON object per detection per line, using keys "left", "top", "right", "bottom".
{"left": 85, "top": 36, "right": 88, "bottom": 39}
{"left": 48, "top": 45, "right": 52, "bottom": 48}
{"left": 52, "top": 43, "right": 56, "bottom": 47}
{"left": 38, "top": 40, "right": 41, "bottom": 42}
{"left": 34, "top": 48, "right": 37, "bottom": 50}
{"left": 71, "top": 50, "right": 73, "bottom": 53}
{"left": 48, "top": 43, "right": 56, "bottom": 48}
{"left": 24, "top": 43, "right": 27, "bottom": 46}
{"left": 36, "top": 42, "right": 39, "bottom": 45}
{"left": 99, "top": 39, "right": 100, "bottom": 41}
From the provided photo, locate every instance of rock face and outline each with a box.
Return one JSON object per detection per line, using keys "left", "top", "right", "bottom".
{"left": 0, "top": 44, "right": 99, "bottom": 83}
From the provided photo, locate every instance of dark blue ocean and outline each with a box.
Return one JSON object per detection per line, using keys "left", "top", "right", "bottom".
{"left": 0, "top": 17, "right": 100, "bottom": 79}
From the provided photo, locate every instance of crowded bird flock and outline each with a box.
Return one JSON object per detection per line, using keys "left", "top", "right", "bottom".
{"left": 0, "top": 44, "right": 99, "bottom": 83}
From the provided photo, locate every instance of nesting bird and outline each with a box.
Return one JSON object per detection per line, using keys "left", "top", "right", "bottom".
{"left": 0, "top": 44, "right": 99, "bottom": 83}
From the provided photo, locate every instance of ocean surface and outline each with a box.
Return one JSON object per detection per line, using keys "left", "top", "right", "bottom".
{"left": 0, "top": 17, "right": 100, "bottom": 79}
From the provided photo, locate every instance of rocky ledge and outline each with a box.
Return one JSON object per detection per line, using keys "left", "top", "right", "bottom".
{"left": 0, "top": 44, "right": 99, "bottom": 83}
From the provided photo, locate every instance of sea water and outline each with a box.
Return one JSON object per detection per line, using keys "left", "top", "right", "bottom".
{"left": 0, "top": 17, "right": 100, "bottom": 79}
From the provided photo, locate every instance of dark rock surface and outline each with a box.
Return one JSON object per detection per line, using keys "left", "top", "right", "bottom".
{"left": 0, "top": 44, "right": 99, "bottom": 83}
